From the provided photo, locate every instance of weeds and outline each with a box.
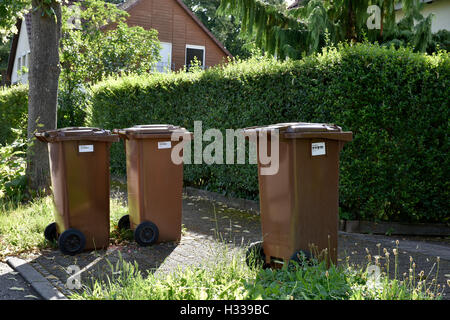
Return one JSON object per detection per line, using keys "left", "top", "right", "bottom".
{"left": 72, "top": 241, "right": 443, "bottom": 300}
{"left": 0, "top": 196, "right": 131, "bottom": 259}
{"left": 73, "top": 248, "right": 257, "bottom": 300}
{"left": 0, "top": 197, "right": 54, "bottom": 259}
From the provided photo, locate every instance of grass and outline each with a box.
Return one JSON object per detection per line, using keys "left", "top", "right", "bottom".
{"left": 71, "top": 244, "right": 444, "bottom": 300}
{"left": 74, "top": 249, "right": 257, "bottom": 300}
{"left": 0, "top": 197, "right": 54, "bottom": 258}
{"left": 0, "top": 196, "right": 445, "bottom": 300}
{"left": 0, "top": 196, "right": 130, "bottom": 260}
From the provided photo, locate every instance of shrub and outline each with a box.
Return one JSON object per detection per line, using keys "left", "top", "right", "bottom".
{"left": 0, "top": 84, "right": 92, "bottom": 140}
{"left": 57, "top": 85, "right": 90, "bottom": 128}
{"left": 86, "top": 43, "right": 449, "bottom": 223}
{"left": 0, "top": 85, "right": 28, "bottom": 145}
{"left": 0, "top": 131, "right": 27, "bottom": 203}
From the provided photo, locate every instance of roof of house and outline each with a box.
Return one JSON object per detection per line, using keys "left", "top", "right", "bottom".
{"left": 6, "top": 0, "right": 231, "bottom": 84}
{"left": 117, "top": 0, "right": 231, "bottom": 57}
{"left": 5, "top": 14, "right": 31, "bottom": 85}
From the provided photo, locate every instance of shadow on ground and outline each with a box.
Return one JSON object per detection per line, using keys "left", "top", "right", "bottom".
{"left": 16, "top": 191, "right": 450, "bottom": 299}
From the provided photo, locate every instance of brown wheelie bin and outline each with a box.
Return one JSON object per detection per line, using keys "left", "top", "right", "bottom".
{"left": 35, "top": 127, "right": 119, "bottom": 255}
{"left": 114, "top": 125, "right": 192, "bottom": 246}
{"left": 243, "top": 122, "right": 352, "bottom": 267}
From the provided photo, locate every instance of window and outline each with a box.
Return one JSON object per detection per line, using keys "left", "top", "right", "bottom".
{"left": 155, "top": 42, "right": 172, "bottom": 73}
{"left": 185, "top": 45, "right": 205, "bottom": 71}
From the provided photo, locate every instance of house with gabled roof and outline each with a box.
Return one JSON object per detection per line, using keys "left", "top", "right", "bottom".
{"left": 6, "top": 0, "right": 232, "bottom": 85}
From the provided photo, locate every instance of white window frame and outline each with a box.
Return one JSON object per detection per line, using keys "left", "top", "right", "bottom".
{"left": 185, "top": 44, "right": 206, "bottom": 70}
{"left": 155, "top": 42, "right": 173, "bottom": 73}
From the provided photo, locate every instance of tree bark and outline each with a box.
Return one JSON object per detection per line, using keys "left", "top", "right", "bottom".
{"left": 26, "top": 0, "right": 62, "bottom": 192}
{"left": 346, "top": 0, "right": 357, "bottom": 42}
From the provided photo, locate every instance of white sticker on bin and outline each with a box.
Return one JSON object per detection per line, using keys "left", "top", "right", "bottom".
{"left": 158, "top": 141, "right": 172, "bottom": 149}
{"left": 311, "top": 142, "right": 326, "bottom": 156}
{"left": 79, "top": 145, "right": 94, "bottom": 153}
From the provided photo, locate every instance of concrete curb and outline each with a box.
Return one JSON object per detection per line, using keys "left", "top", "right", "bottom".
{"left": 342, "top": 220, "right": 450, "bottom": 236}
{"left": 6, "top": 257, "right": 68, "bottom": 300}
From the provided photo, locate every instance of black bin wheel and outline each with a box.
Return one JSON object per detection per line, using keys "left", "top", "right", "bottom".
{"left": 134, "top": 221, "right": 159, "bottom": 247}
{"left": 245, "top": 241, "right": 268, "bottom": 269}
{"left": 289, "top": 250, "right": 314, "bottom": 269}
{"left": 44, "top": 222, "right": 58, "bottom": 242}
{"left": 58, "top": 228, "right": 86, "bottom": 256}
{"left": 118, "top": 214, "right": 130, "bottom": 231}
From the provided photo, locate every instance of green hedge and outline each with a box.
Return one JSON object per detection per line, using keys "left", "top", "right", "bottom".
{"left": 0, "top": 85, "right": 28, "bottom": 145}
{"left": 87, "top": 44, "right": 447, "bottom": 223}
{"left": 0, "top": 84, "right": 91, "bottom": 145}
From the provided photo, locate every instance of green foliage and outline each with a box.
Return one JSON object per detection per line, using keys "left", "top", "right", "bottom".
{"left": 428, "top": 30, "right": 450, "bottom": 53}
{"left": 218, "top": 0, "right": 308, "bottom": 58}
{"left": 0, "top": 85, "right": 28, "bottom": 145}
{"left": 0, "top": 0, "right": 30, "bottom": 42}
{"left": 76, "top": 249, "right": 256, "bottom": 300}
{"left": 58, "top": 0, "right": 161, "bottom": 127}
{"left": 57, "top": 84, "right": 90, "bottom": 128}
{"left": 0, "top": 196, "right": 128, "bottom": 258}
{"left": 246, "top": 261, "right": 351, "bottom": 299}
{"left": 218, "top": 0, "right": 438, "bottom": 58}
{"left": 182, "top": 0, "right": 287, "bottom": 59}
{"left": 182, "top": 0, "right": 253, "bottom": 59}
{"left": 0, "top": 197, "right": 53, "bottom": 258}
{"left": 0, "top": 39, "right": 11, "bottom": 83}
{"left": 0, "top": 0, "right": 65, "bottom": 41}
{"left": 87, "top": 43, "right": 449, "bottom": 223}
{"left": 72, "top": 244, "right": 441, "bottom": 300}
{"left": 0, "top": 131, "right": 27, "bottom": 203}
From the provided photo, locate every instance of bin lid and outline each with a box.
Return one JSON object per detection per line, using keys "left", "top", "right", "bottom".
{"left": 115, "top": 124, "right": 193, "bottom": 139}
{"left": 34, "top": 127, "right": 119, "bottom": 143}
{"left": 243, "top": 122, "right": 352, "bottom": 141}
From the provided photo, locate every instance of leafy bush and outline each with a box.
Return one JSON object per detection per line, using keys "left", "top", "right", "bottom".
{"left": 58, "top": 0, "right": 161, "bottom": 127}
{"left": 0, "top": 130, "right": 27, "bottom": 202}
{"left": 87, "top": 43, "right": 449, "bottom": 223}
{"left": 57, "top": 85, "right": 90, "bottom": 128}
{"left": 0, "top": 84, "right": 90, "bottom": 136}
{"left": 0, "top": 85, "right": 28, "bottom": 145}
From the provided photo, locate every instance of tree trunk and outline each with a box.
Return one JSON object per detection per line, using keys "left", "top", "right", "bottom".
{"left": 26, "top": 0, "right": 62, "bottom": 192}
{"left": 346, "top": 0, "right": 357, "bottom": 42}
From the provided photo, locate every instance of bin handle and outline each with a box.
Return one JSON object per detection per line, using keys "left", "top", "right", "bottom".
{"left": 34, "top": 131, "right": 50, "bottom": 143}
{"left": 112, "top": 129, "right": 129, "bottom": 140}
